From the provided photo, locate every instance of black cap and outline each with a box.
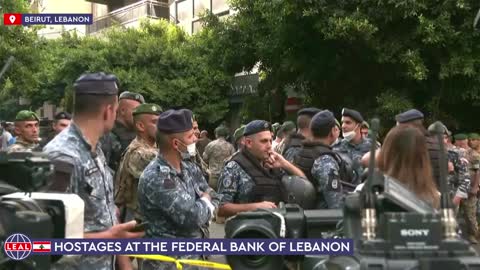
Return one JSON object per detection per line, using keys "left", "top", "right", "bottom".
{"left": 54, "top": 111, "right": 72, "bottom": 121}
{"left": 74, "top": 72, "right": 119, "bottom": 96}
{"left": 157, "top": 109, "right": 194, "bottom": 134}
{"left": 395, "top": 109, "right": 424, "bottom": 123}
{"left": 243, "top": 120, "right": 272, "bottom": 136}
{"left": 119, "top": 91, "right": 145, "bottom": 104}
{"left": 311, "top": 110, "right": 336, "bottom": 130}
{"left": 297, "top": 107, "right": 321, "bottom": 118}
{"left": 341, "top": 108, "right": 364, "bottom": 123}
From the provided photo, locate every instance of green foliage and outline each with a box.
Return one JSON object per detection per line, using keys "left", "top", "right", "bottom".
{"left": 0, "top": 14, "right": 232, "bottom": 124}
{"left": 207, "top": 0, "right": 480, "bottom": 130}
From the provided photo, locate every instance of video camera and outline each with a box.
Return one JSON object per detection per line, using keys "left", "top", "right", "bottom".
{"left": 0, "top": 151, "right": 84, "bottom": 270}
{"left": 225, "top": 120, "right": 480, "bottom": 270}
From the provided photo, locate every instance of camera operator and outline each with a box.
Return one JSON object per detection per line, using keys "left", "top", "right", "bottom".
{"left": 43, "top": 72, "right": 144, "bottom": 270}
{"left": 216, "top": 120, "right": 306, "bottom": 218}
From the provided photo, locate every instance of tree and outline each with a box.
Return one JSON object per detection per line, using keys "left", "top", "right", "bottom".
{"left": 204, "top": 0, "right": 480, "bottom": 131}
{"left": 0, "top": 0, "right": 47, "bottom": 119}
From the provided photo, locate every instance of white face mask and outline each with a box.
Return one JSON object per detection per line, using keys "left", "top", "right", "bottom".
{"left": 186, "top": 143, "right": 196, "bottom": 157}
{"left": 176, "top": 140, "right": 196, "bottom": 159}
{"left": 343, "top": 125, "right": 359, "bottom": 142}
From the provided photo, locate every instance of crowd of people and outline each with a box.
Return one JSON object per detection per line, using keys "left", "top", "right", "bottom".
{"left": 0, "top": 71, "right": 479, "bottom": 270}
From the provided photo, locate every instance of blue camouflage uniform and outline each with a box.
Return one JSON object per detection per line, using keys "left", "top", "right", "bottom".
{"left": 333, "top": 138, "right": 372, "bottom": 186}
{"left": 447, "top": 146, "right": 471, "bottom": 199}
{"left": 138, "top": 108, "right": 218, "bottom": 270}
{"left": 138, "top": 155, "right": 217, "bottom": 270}
{"left": 311, "top": 154, "right": 344, "bottom": 209}
{"left": 44, "top": 123, "right": 117, "bottom": 270}
{"left": 44, "top": 72, "right": 120, "bottom": 270}
{"left": 217, "top": 160, "right": 257, "bottom": 204}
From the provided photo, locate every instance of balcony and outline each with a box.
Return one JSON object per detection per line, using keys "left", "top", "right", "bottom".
{"left": 86, "top": 0, "right": 170, "bottom": 35}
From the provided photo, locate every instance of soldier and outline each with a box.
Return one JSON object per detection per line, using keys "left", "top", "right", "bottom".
{"left": 463, "top": 133, "right": 480, "bottom": 243}
{"left": 40, "top": 111, "right": 72, "bottom": 147}
{"left": 454, "top": 133, "right": 470, "bottom": 150}
{"left": 192, "top": 115, "right": 201, "bottom": 138}
{"left": 274, "top": 121, "right": 296, "bottom": 154}
{"left": 203, "top": 125, "right": 235, "bottom": 190}
{"left": 283, "top": 107, "right": 321, "bottom": 162}
{"left": 115, "top": 103, "right": 162, "bottom": 223}
{"left": 7, "top": 110, "right": 40, "bottom": 153}
{"left": 101, "top": 91, "right": 145, "bottom": 171}
{"left": 44, "top": 72, "right": 143, "bottom": 270}
{"left": 233, "top": 125, "right": 246, "bottom": 150}
{"left": 196, "top": 130, "right": 211, "bottom": 157}
{"left": 217, "top": 120, "right": 306, "bottom": 218}
{"left": 395, "top": 109, "right": 443, "bottom": 189}
{"left": 138, "top": 109, "right": 217, "bottom": 270}
{"left": 333, "top": 108, "right": 372, "bottom": 186}
{"left": 360, "top": 121, "right": 369, "bottom": 139}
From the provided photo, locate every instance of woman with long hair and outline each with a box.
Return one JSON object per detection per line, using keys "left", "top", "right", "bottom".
{"left": 377, "top": 125, "right": 440, "bottom": 208}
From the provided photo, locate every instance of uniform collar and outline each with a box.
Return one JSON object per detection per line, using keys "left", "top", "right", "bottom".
{"left": 157, "top": 153, "right": 188, "bottom": 178}
{"left": 69, "top": 122, "right": 98, "bottom": 153}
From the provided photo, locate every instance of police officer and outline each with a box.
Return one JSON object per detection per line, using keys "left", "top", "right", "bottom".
{"left": 295, "top": 110, "right": 347, "bottom": 208}
{"left": 115, "top": 103, "right": 162, "bottom": 223}
{"left": 333, "top": 108, "right": 372, "bottom": 186}
{"left": 217, "top": 120, "right": 306, "bottom": 218}
{"left": 203, "top": 125, "right": 235, "bottom": 190}
{"left": 428, "top": 122, "right": 470, "bottom": 207}
{"left": 138, "top": 108, "right": 217, "bottom": 270}
{"left": 283, "top": 107, "right": 321, "bottom": 162}
{"left": 40, "top": 111, "right": 72, "bottom": 147}
{"left": 396, "top": 109, "right": 443, "bottom": 188}
{"left": 44, "top": 72, "right": 144, "bottom": 270}
{"left": 101, "top": 91, "right": 145, "bottom": 171}
{"left": 7, "top": 110, "right": 40, "bottom": 153}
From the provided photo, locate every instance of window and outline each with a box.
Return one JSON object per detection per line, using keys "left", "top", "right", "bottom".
{"left": 176, "top": 0, "right": 193, "bottom": 22}
{"left": 212, "top": 0, "right": 228, "bottom": 14}
{"left": 194, "top": 0, "right": 210, "bottom": 17}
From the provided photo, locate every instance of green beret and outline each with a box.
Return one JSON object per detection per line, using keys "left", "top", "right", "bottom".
{"left": 234, "top": 125, "right": 246, "bottom": 142}
{"left": 15, "top": 110, "right": 39, "bottom": 122}
{"left": 281, "top": 121, "right": 296, "bottom": 132}
{"left": 119, "top": 91, "right": 145, "bottom": 104}
{"left": 132, "top": 103, "right": 163, "bottom": 116}
{"left": 361, "top": 121, "right": 369, "bottom": 129}
{"left": 469, "top": 133, "right": 480, "bottom": 140}
{"left": 454, "top": 134, "right": 468, "bottom": 141}
{"left": 215, "top": 126, "right": 229, "bottom": 137}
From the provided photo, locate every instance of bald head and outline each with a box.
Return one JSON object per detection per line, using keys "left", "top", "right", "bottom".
{"left": 118, "top": 98, "right": 142, "bottom": 129}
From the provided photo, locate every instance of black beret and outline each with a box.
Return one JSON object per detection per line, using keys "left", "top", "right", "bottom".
{"left": 395, "top": 109, "right": 424, "bottom": 123}
{"left": 243, "top": 120, "right": 272, "bottom": 136}
{"left": 74, "top": 72, "right": 119, "bottom": 96}
{"left": 297, "top": 107, "right": 321, "bottom": 117}
{"left": 341, "top": 108, "right": 364, "bottom": 123}
{"left": 311, "top": 110, "right": 336, "bottom": 130}
{"left": 54, "top": 111, "right": 72, "bottom": 121}
{"left": 157, "top": 109, "right": 194, "bottom": 134}
{"left": 119, "top": 91, "right": 145, "bottom": 104}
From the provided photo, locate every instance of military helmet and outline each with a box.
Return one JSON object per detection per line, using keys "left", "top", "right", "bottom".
{"left": 281, "top": 175, "right": 316, "bottom": 209}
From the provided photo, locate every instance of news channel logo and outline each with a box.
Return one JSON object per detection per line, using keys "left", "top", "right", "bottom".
{"left": 3, "top": 233, "right": 32, "bottom": 260}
